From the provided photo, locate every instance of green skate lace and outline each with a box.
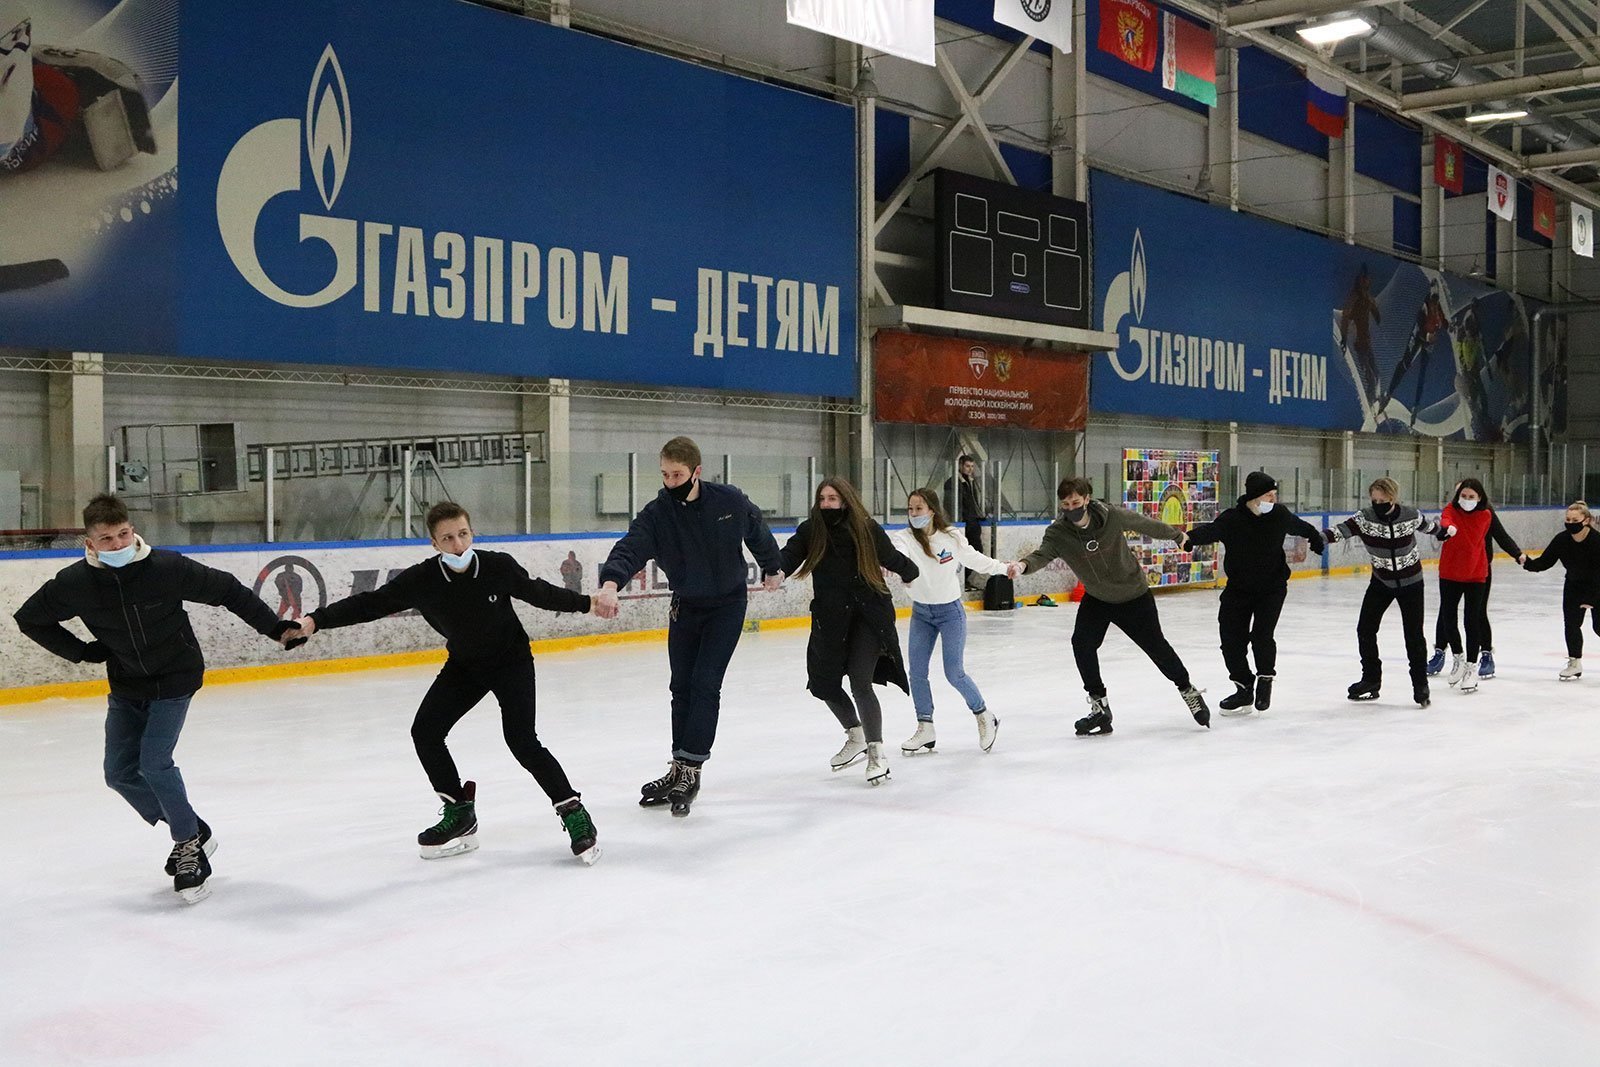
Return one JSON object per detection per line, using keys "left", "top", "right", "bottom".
{"left": 562, "top": 805, "right": 596, "bottom": 839}
{"left": 432, "top": 801, "right": 471, "bottom": 833}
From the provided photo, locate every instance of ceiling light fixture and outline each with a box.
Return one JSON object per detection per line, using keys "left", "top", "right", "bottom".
{"left": 1463, "top": 109, "right": 1529, "bottom": 123}
{"left": 1295, "top": 16, "right": 1373, "bottom": 46}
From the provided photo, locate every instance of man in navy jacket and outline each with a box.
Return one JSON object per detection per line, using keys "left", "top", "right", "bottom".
{"left": 596, "top": 436, "right": 782, "bottom": 818}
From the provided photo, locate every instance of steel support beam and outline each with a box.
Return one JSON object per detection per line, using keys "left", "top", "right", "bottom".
{"left": 1526, "top": 145, "right": 1600, "bottom": 168}
{"left": 1224, "top": 0, "right": 1403, "bottom": 33}
{"left": 1400, "top": 65, "right": 1600, "bottom": 112}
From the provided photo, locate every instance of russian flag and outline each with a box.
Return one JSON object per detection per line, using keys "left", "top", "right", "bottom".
{"left": 1306, "top": 68, "right": 1346, "bottom": 138}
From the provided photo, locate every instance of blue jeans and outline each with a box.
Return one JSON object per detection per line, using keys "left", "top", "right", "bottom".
{"left": 908, "top": 600, "right": 986, "bottom": 721}
{"left": 104, "top": 692, "right": 198, "bottom": 841}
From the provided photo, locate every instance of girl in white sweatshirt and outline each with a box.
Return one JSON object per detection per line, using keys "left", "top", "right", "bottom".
{"left": 889, "top": 488, "right": 1018, "bottom": 755}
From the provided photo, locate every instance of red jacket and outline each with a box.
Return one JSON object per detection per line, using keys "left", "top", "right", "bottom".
{"left": 1438, "top": 504, "right": 1492, "bottom": 582}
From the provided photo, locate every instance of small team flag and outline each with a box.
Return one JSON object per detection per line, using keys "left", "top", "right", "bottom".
{"left": 1305, "top": 68, "right": 1346, "bottom": 137}
{"left": 1572, "top": 203, "right": 1594, "bottom": 258}
{"left": 1161, "top": 12, "right": 1215, "bottom": 107}
{"left": 1486, "top": 165, "right": 1515, "bottom": 222}
{"left": 1097, "top": 0, "right": 1158, "bottom": 73}
{"left": 1532, "top": 183, "right": 1557, "bottom": 240}
{"left": 1434, "top": 135, "right": 1464, "bottom": 195}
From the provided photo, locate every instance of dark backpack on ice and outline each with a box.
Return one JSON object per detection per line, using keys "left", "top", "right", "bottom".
{"left": 982, "top": 574, "right": 1015, "bottom": 611}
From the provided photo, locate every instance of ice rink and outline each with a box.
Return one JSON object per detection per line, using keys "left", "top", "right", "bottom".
{"left": 3, "top": 565, "right": 1598, "bottom": 1065}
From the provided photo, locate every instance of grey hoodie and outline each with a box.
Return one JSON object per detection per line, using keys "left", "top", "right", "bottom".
{"left": 1020, "top": 500, "right": 1182, "bottom": 604}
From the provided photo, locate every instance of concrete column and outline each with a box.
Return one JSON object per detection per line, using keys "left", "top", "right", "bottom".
{"left": 1421, "top": 141, "right": 1442, "bottom": 265}
{"left": 1050, "top": 0, "right": 1090, "bottom": 200}
{"left": 1205, "top": 41, "right": 1239, "bottom": 210}
{"left": 46, "top": 352, "right": 105, "bottom": 527}
{"left": 520, "top": 380, "right": 570, "bottom": 532}
{"left": 1326, "top": 98, "right": 1356, "bottom": 243}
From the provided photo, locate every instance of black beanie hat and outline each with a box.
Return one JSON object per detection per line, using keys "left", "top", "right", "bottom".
{"left": 1244, "top": 471, "right": 1278, "bottom": 501}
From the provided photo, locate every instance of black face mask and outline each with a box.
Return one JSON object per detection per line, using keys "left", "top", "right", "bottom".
{"left": 666, "top": 478, "right": 696, "bottom": 503}
{"left": 1372, "top": 501, "right": 1397, "bottom": 520}
{"left": 822, "top": 507, "right": 847, "bottom": 526}
{"left": 1567, "top": 521, "right": 1587, "bottom": 535}
{"left": 1062, "top": 505, "right": 1087, "bottom": 524}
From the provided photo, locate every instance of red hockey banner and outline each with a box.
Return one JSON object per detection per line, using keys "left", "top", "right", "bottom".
{"left": 874, "top": 330, "right": 1088, "bottom": 430}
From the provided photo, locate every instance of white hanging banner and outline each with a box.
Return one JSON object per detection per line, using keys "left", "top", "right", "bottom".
{"left": 1486, "top": 164, "right": 1515, "bottom": 222}
{"left": 786, "top": 0, "right": 935, "bottom": 67}
{"left": 993, "top": 0, "right": 1072, "bottom": 54}
{"left": 1573, "top": 203, "right": 1595, "bottom": 258}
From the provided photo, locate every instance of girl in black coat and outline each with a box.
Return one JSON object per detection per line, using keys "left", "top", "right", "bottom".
{"left": 778, "top": 477, "right": 920, "bottom": 785}
{"left": 1522, "top": 500, "right": 1600, "bottom": 681}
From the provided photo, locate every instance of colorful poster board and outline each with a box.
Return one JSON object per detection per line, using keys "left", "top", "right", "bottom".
{"left": 1121, "top": 447, "right": 1219, "bottom": 587}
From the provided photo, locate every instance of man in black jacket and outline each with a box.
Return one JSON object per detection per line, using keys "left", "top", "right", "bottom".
{"left": 13, "top": 494, "right": 300, "bottom": 903}
{"left": 943, "top": 454, "right": 988, "bottom": 556}
{"left": 290, "top": 502, "right": 606, "bottom": 865}
{"left": 1182, "top": 472, "right": 1326, "bottom": 715}
{"left": 595, "top": 436, "right": 783, "bottom": 818}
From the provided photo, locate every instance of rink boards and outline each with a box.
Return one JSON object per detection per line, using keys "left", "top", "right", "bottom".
{"left": 0, "top": 509, "right": 1567, "bottom": 701}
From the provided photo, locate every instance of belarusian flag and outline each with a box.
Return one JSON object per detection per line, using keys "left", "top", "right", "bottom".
{"left": 1161, "top": 12, "right": 1215, "bottom": 107}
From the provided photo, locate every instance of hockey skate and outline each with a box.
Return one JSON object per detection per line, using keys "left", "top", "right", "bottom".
{"left": 1075, "top": 695, "right": 1113, "bottom": 736}
{"left": 1560, "top": 657, "right": 1583, "bottom": 681}
{"left": 1347, "top": 678, "right": 1380, "bottom": 701}
{"left": 864, "top": 742, "right": 890, "bottom": 785}
{"left": 1446, "top": 654, "right": 1468, "bottom": 687}
{"left": 1414, "top": 681, "right": 1431, "bottom": 708}
{"left": 900, "top": 721, "right": 936, "bottom": 756}
{"left": 669, "top": 763, "right": 701, "bottom": 818}
{"left": 419, "top": 782, "right": 479, "bottom": 859}
{"left": 165, "top": 818, "right": 216, "bottom": 877}
{"left": 975, "top": 709, "right": 999, "bottom": 753}
{"left": 1425, "top": 648, "right": 1446, "bottom": 676}
{"left": 172, "top": 832, "right": 211, "bottom": 904}
{"left": 834, "top": 726, "right": 869, "bottom": 769}
{"left": 1219, "top": 682, "right": 1255, "bottom": 716}
{"left": 640, "top": 761, "right": 682, "bottom": 807}
{"left": 554, "top": 797, "right": 600, "bottom": 866}
{"left": 1459, "top": 662, "right": 1479, "bottom": 693}
{"left": 1254, "top": 675, "right": 1274, "bottom": 712}
{"left": 1478, "top": 651, "right": 1496, "bottom": 679}
{"left": 1180, "top": 686, "right": 1211, "bottom": 728}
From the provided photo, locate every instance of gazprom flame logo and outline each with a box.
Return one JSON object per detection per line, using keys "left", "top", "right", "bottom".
{"left": 1102, "top": 228, "right": 1149, "bottom": 381}
{"left": 216, "top": 45, "right": 358, "bottom": 308}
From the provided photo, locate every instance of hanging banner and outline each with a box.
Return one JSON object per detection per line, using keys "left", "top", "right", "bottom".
{"left": 786, "top": 0, "right": 935, "bottom": 66}
{"left": 874, "top": 330, "right": 1088, "bottom": 431}
{"left": 1096, "top": 0, "right": 1158, "bottom": 72}
{"left": 1434, "top": 135, "right": 1465, "bottom": 195}
{"left": 993, "top": 0, "right": 1073, "bottom": 55}
{"left": 1091, "top": 170, "right": 1541, "bottom": 444}
{"left": 1487, "top": 165, "right": 1516, "bottom": 221}
{"left": 0, "top": 0, "right": 858, "bottom": 398}
{"left": 1532, "top": 184, "right": 1557, "bottom": 240}
{"left": 1574, "top": 203, "right": 1595, "bottom": 258}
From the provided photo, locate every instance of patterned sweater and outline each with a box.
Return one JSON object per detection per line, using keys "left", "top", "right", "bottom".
{"left": 1326, "top": 505, "right": 1446, "bottom": 590}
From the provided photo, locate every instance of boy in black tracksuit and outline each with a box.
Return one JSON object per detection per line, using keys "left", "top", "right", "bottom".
{"left": 13, "top": 494, "right": 300, "bottom": 903}
{"left": 596, "top": 436, "right": 782, "bottom": 818}
{"left": 1183, "top": 471, "right": 1325, "bottom": 714}
{"left": 294, "top": 502, "right": 602, "bottom": 864}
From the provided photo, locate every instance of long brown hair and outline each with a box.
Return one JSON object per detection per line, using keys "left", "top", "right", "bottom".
{"left": 906, "top": 487, "right": 954, "bottom": 558}
{"left": 790, "top": 477, "right": 887, "bottom": 594}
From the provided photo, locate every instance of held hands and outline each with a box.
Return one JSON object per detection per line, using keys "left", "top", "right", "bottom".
{"left": 80, "top": 640, "right": 109, "bottom": 664}
{"left": 593, "top": 583, "right": 622, "bottom": 619}
{"left": 271, "top": 618, "right": 312, "bottom": 649}
{"left": 1005, "top": 561, "right": 1024, "bottom": 580}
{"left": 762, "top": 570, "right": 785, "bottom": 593}
{"left": 1518, "top": 553, "right": 1527, "bottom": 566}
{"left": 1173, "top": 530, "right": 1188, "bottom": 550}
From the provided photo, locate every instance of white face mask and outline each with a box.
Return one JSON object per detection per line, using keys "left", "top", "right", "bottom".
{"left": 441, "top": 547, "right": 475, "bottom": 572}
{"left": 908, "top": 514, "right": 932, "bottom": 529}
{"left": 1255, "top": 501, "right": 1275, "bottom": 515}
{"left": 1458, "top": 499, "right": 1478, "bottom": 511}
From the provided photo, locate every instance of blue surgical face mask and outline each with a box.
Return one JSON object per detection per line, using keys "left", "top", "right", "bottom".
{"left": 909, "top": 514, "right": 932, "bottom": 529}
{"left": 96, "top": 543, "right": 138, "bottom": 569}
{"left": 1256, "top": 501, "right": 1275, "bottom": 515}
{"left": 441, "top": 547, "right": 475, "bottom": 572}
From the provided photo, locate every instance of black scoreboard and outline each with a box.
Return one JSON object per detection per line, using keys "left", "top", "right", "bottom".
{"left": 933, "top": 169, "right": 1090, "bottom": 330}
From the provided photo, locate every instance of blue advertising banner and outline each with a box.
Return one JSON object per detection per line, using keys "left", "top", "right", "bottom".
{"left": 0, "top": 0, "right": 857, "bottom": 397}
{"left": 1091, "top": 171, "right": 1539, "bottom": 443}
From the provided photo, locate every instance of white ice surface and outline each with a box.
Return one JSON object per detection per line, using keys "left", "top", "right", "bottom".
{"left": 2, "top": 567, "right": 1598, "bottom": 1066}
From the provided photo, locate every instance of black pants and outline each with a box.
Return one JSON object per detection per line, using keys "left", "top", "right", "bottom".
{"left": 1218, "top": 585, "right": 1286, "bottom": 687}
{"left": 1563, "top": 581, "right": 1600, "bottom": 658}
{"left": 823, "top": 618, "right": 886, "bottom": 743}
{"left": 1435, "top": 578, "right": 1489, "bottom": 660}
{"left": 413, "top": 656, "right": 575, "bottom": 803}
{"left": 667, "top": 592, "right": 748, "bottom": 764}
{"left": 964, "top": 519, "right": 985, "bottom": 556}
{"left": 1356, "top": 581, "right": 1428, "bottom": 686}
{"left": 1072, "top": 591, "right": 1191, "bottom": 698}
{"left": 1481, "top": 568, "right": 1494, "bottom": 651}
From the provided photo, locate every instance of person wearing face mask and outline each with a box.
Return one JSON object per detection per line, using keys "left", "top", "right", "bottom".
{"left": 12, "top": 494, "right": 303, "bottom": 904}
{"left": 779, "top": 478, "right": 920, "bottom": 785}
{"left": 596, "top": 436, "right": 783, "bottom": 818}
{"left": 1428, "top": 478, "right": 1515, "bottom": 693}
{"left": 1016, "top": 477, "right": 1212, "bottom": 736}
{"left": 1521, "top": 500, "right": 1600, "bottom": 681}
{"left": 1181, "top": 471, "right": 1325, "bottom": 715}
{"left": 1323, "top": 478, "right": 1450, "bottom": 707}
{"left": 293, "top": 502, "right": 605, "bottom": 865}
{"left": 1434, "top": 486, "right": 1523, "bottom": 681}
{"left": 888, "top": 488, "right": 1021, "bottom": 755}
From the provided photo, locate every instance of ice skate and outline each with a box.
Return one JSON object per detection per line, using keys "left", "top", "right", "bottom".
{"left": 165, "top": 818, "right": 216, "bottom": 877}
{"left": 864, "top": 742, "right": 890, "bottom": 785}
{"left": 900, "top": 721, "right": 936, "bottom": 756}
{"left": 975, "top": 709, "right": 999, "bottom": 753}
{"left": 1425, "top": 648, "right": 1445, "bottom": 676}
{"left": 172, "top": 832, "right": 212, "bottom": 904}
{"left": 1218, "top": 682, "right": 1254, "bottom": 716}
{"left": 1478, "top": 651, "right": 1496, "bottom": 679}
{"left": 833, "top": 726, "right": 869, "bottom": 768}
{"left": 640, "top": 761, "right": 682, "bottom": 807}
{"left": 1459, "top": 663, "right": 1479, "bottom": 693}
{"left": 1075, "top": 695, "right": 1113, "bottom": 736}
{"left": 669, "top": 762, "right": 701, "bottom": 818}
{"left": 1180, "top": 686, "right": 1211, "bottom": 728}
{"left": 554, "top": 797, "right": 600, "bottom": 866}
{"left": 1254, "top": 675, "right": 1274, "bottom": 712}
{"left": 1446, "top": 654, "right": 1468, "bottom": 687}
{"left": 1347, "top": 678, "right": 1380, "bottom": 701}
{"left": 419, "top": 781, "right": 479, "bottom": 859}
{"left": 1559, "top": 657, "right": 1583, "bottom": 681}
{"left": 1414, "top": 681, "right": 1431, "bottom": 708}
